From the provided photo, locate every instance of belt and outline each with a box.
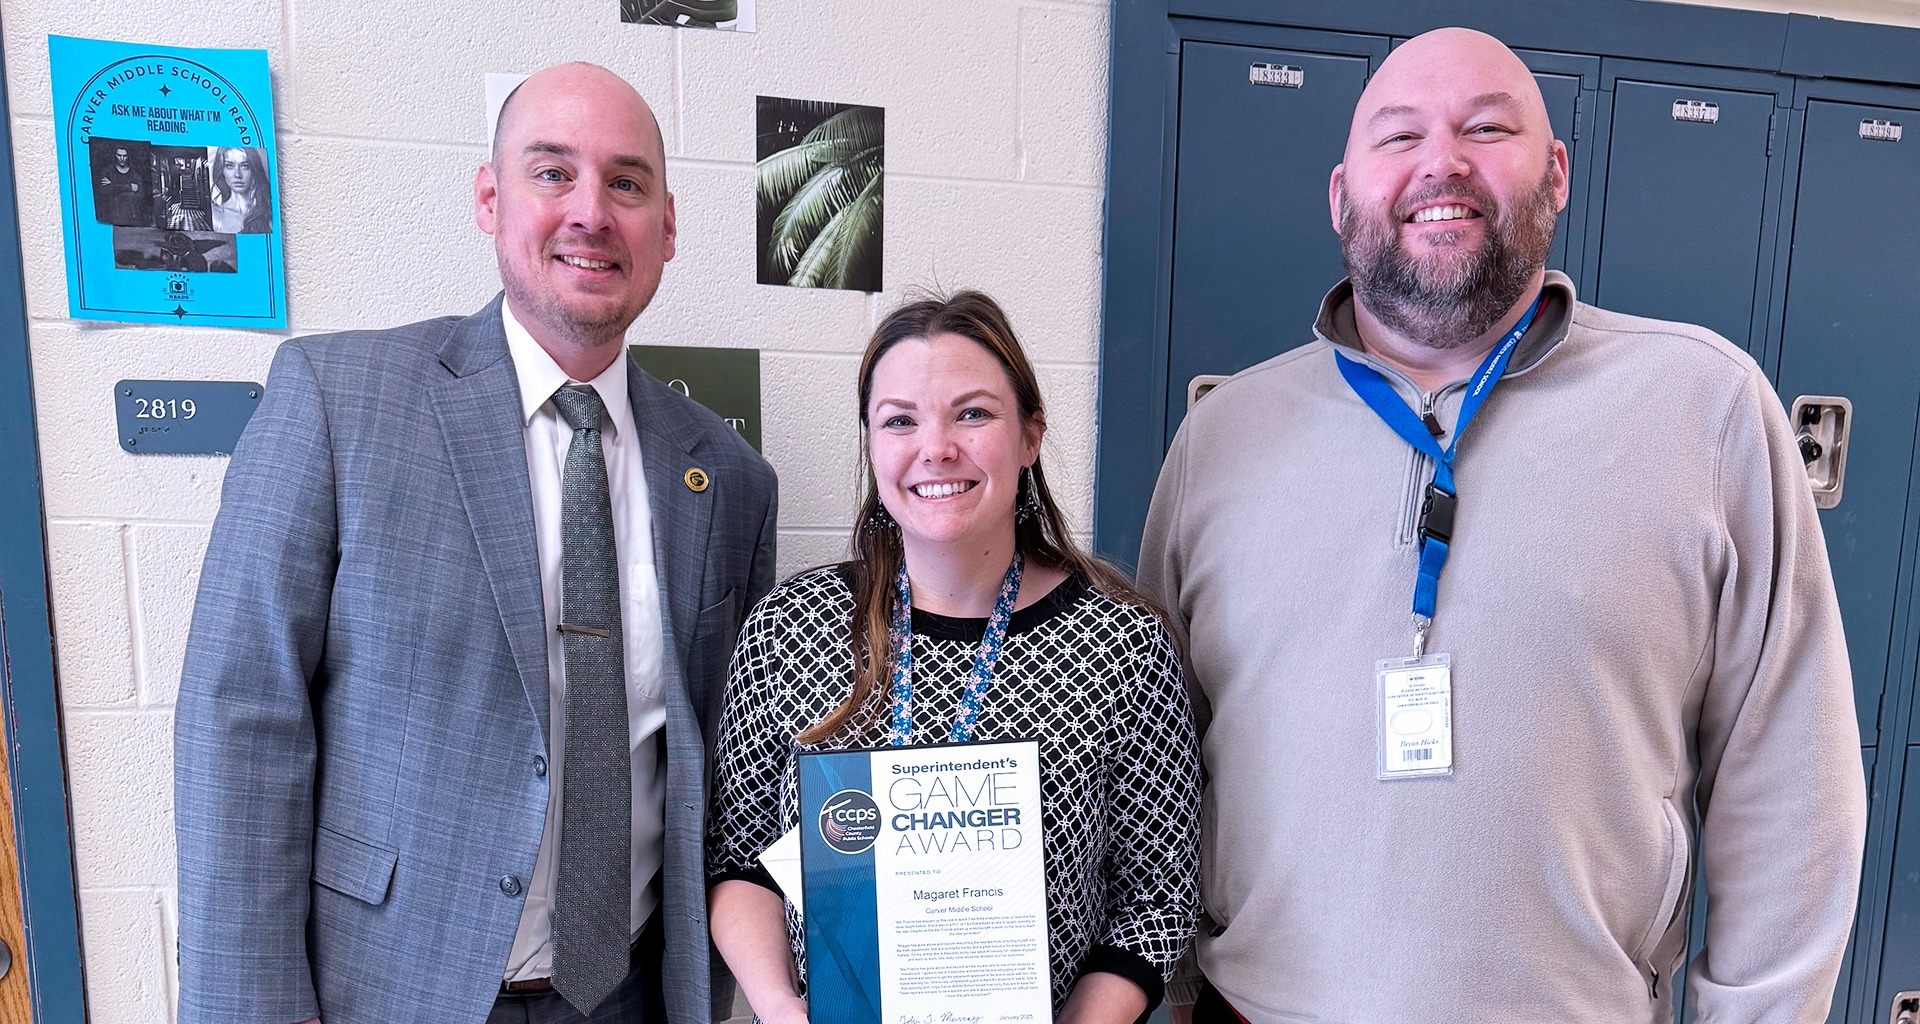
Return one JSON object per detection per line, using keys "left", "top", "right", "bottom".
{"left": 499, "top": 912, "right": 664, "bottom": 997}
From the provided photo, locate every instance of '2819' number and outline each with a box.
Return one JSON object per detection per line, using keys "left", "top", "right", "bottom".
{"left": 134, "top": 397, "right": 196, "bottom": 419}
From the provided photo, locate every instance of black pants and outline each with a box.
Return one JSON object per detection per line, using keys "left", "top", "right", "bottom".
{"left": 1192, "top": 979, "right": 1246, "bottom": 1024}
{"left": 488, "top": 915, "right": 667, "bottom": 1024}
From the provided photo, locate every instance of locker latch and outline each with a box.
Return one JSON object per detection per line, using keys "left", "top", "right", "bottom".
{"left": 1188, "top": 374, "right": 1229, "bottom": 410}
{"left": 1890, "top": 991, "right": 1918, "bottom": 1024}
{"left": 1790, "top": 395, "right": 1852, "bottom": 510}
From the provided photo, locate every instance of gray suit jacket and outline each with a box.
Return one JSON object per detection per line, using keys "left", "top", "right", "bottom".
{"left": 174, "top": 297, "right": 777, "bottom": 1024}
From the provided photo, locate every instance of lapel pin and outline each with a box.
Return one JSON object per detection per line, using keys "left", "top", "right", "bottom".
{"left": 684, "top": 467, "right": 710, "bottom": 492}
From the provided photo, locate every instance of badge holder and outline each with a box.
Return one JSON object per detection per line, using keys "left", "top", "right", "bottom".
{"left": 1376, "top": 652, "right": 1453, "bottom": 780}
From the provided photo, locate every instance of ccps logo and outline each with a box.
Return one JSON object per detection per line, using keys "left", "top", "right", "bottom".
{"left": 818, "top": 789, "right": 881, "bottom": 854}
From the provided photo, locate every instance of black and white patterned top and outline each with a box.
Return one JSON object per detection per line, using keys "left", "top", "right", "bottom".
{"left": 707, "top": 565, "right": 1202, "bottom": 1014}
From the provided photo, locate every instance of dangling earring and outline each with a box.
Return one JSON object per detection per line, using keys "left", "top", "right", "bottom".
{"left": 1015, "top": 466, "right": 1042, "bottom": 524}
{"left": 864, "top": 501, "right": 898, "bottom": 534}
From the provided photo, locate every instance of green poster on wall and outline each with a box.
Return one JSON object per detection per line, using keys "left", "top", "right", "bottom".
{"left": 629, "top": 345, "right": 762, "bottom": 453}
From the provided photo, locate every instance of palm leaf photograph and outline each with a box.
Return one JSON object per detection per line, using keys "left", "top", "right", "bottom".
{"left": 756, "top": 96, "right": 884, "bottom": 291}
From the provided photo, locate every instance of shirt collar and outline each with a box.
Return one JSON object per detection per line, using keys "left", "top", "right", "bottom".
{"left": 501, "top": 300, "right": 635, "bottom": 441}
{"left": 1312, "top": 269, "right": 1578, "bottom": 382}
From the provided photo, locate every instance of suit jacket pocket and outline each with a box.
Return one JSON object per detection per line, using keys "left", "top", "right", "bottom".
{"left": 694, "top": 588, "right": 742, "bottom": 641}
{"left": 690, "top": 589, "right": 743, "bottom": 733}
{"left": 312, "top": 823, "right": 399, "bottom": 906}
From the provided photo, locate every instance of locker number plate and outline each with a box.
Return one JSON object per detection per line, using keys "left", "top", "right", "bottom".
{"left": 1861, "top": 119, "right": 1903, "bottom": 142}
{"left": 1249, "top": 63, "right": 1304, "bottom": 88}
{"left": 1672, "top": 99, "right": 1720, "bottom": 124}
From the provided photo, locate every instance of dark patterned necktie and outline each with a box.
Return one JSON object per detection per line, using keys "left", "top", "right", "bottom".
{"left": 548, "top": 384, "right": 632, "bottom": 1013}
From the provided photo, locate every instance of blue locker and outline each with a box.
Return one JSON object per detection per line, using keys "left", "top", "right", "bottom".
{"left": 1533, "top": 68, "right": 1585, "bottom": 279}
{"left": 1586, "top": 68, "right": 1787, "bottom": 354}
{"left": 1879, "top": 754, "right": 1920, "bottom": 1019}
{"left": 1164, "top": 36, "right": 1380, "bottom": 446}
{"left": 1772, "top": 98, "right": 1920, "bottom": 748}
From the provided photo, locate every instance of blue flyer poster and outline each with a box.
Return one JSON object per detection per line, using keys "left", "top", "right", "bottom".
{"left": 50, "top": 35, "right": 286, "bottom": 327}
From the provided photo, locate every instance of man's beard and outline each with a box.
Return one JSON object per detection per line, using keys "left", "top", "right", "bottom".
{"left": 1340, "top": 162, "right": 1559, "bottom": 350}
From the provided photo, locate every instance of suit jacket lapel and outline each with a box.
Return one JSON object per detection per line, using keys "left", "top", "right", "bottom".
{"left": 631, "top": 361, "right": 713, "bottom": 673}
{"left": 429, "top": 297, "right": 553, "bottom": 742}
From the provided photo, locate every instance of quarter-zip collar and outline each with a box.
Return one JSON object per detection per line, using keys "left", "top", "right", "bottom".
{"left": 1310, "top": 269, "right": 1579, "bottom": 393}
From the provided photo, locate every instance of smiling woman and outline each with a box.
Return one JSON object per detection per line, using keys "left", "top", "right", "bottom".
{"left": 705, "top": 291, "right": 1203, "bottom": 1024}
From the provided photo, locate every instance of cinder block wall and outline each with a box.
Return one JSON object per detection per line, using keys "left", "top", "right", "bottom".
{"left": 6, "top": 0, "right": 1918, "bottom": 1020}
{"left": 3, "top": 2, "right": 1109, "bottom": 1019}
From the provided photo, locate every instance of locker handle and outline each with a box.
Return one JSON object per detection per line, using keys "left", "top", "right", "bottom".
{"left": 1188, "top": 375, "right": 1230, "bottom": 410}
{"left": 1790, "top": 395, "right": 1852, "bottom": 510}
{"left": 1890, "top": 991, "right": 1917, "bottom": 1024}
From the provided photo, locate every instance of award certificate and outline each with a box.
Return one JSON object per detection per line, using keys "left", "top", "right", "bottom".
{"left": 798, "top": 739, "right": 1050, "bottom": 1023}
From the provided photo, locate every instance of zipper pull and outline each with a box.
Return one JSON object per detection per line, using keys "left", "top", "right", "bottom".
{"left": 1420, "top": 393, "right": 1445, "bottom": 437}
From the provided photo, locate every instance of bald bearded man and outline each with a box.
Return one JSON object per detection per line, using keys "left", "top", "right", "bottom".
{"left": 1139, "top": 28, "right": 1865, "bottom": 1024}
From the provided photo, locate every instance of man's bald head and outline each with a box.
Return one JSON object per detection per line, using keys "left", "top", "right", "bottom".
{"left": 1345, "top": 28, "right": 1554, "bottom": 163}
{"left": 492, "top": 62, "right": 666, "bottom": 173}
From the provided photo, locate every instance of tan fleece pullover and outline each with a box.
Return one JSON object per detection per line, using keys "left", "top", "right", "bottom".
{"left": 1138, "top": 272, "right": 1866, "bottom": 1024}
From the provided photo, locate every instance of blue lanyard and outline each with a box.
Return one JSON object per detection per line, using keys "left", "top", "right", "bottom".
{"left": 885, "top": 553, "right": 1024, "bottom": 745}
{"left": 1333, "top": 294, "right": 1543, "bottom": 655}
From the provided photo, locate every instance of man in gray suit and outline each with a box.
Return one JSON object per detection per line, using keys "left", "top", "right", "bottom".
{"left": 174, "top": 63, "right": 776, "bottom": 1024}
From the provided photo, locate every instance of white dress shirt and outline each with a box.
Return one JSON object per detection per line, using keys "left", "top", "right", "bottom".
{"left": 501, "top": 302, "right": 669, "bottom": 981}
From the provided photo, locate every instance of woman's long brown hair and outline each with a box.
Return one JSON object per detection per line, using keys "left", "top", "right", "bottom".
{"left": 794, "top": 290, "right": 1165, "bottom": 745}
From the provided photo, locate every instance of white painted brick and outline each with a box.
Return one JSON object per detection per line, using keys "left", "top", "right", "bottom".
{"left": 679, "top": 0, "right": 1020, "bottom": 180}
{"left": 46, "top": 522, "right": 136, "bottom": 707}
{"left": 10, "top": 117, "right": 68, "bottom": 321}
{"left": 777, "top": 529, "right": 851, "bottom": 581}
{"left": 760, "top": 352, "right": 861, "bottom": 529}
{"left": 75, "top": 888, "right": 172, "bottom": 1024}
{"left": 285, "top": 2, "right": 676, "bottom": 144}
{"left": 646, "top": 162, "right": 873, "bottom": 354}
{"left": 159, "top": 889, "right": 179, "bottom": 1021}
{"left": 131, "top": 524, "right": 211, "bottom": 708}
{"left": 880, "top": 175, "right": 1103, "bottom": 365}
{"left": 279, "top": 135, "right": 497, "bottom": 331}
{"left": 1019, "top": 6, "right": 1110, "bottom": 187}
{"left": 66, "top": 710, "right": 176, "bottom": 889}
{"left": 1034, "top": 362, "right": 1097, "bottom": 535}
{"left": 1, "top": 1, "right": 283, "bottom": 122}
{"left": 29, "top": 321, "right": 274, "bottom": 521}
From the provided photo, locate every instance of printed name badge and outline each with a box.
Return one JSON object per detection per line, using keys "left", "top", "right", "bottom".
{"left": 1377, "top": 654, "right": 1453, "bottom": 779}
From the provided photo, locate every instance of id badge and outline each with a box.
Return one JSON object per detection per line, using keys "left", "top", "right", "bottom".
{"left": 1376, "top": 653, "right": 1453, "bottom": 779}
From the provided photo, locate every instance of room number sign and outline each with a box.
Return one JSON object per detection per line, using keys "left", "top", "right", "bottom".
{"left": 114, "top": 378, "right": 262, "bottom": 454}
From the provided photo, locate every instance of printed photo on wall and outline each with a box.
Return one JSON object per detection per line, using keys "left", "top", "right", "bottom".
{"left": 150, "top": 145, "right": 213, "bottom": 230}
{"left": 622, "top": 0, "right": 755, "bottom": 31}
{"left": 756, "top": 96, "right": 883, "bottom": 292}
{"left": 88, "top": 137, "right": 152, "bottom": 226}
{"left": 207, "top": 146, "right": 272, "bottom": 234}
{"left": 111, "top": 228, "right": 237, "bottom": 273}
